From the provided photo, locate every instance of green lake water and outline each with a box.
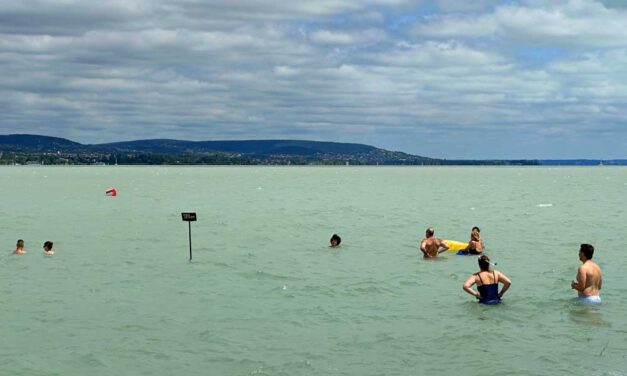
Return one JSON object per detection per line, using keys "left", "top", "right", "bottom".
{"left": 1, "top": 166, "right": 626, "bottom": 375}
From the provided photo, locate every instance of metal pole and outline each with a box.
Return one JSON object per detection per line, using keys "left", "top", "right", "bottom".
{"left": 188, "top": 221, "right": 193, "bottom": 260}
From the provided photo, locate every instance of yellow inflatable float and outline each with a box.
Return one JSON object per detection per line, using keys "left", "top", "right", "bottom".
{"left": 443, "top": 240, "right": 468, "bottom": 251}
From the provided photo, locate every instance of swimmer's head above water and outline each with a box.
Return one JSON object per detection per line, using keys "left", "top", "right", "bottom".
{"left": 330, "top": 234, "right": 341, "bottom": 248}
{"left": 43, "top": 241, "right": 54, "bottom": 253}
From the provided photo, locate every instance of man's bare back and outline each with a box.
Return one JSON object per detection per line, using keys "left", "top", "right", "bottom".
{"left": 420, "top": 227, "right": 448, "bottom": 258}
{"left": 421, "top": 237, "right": 442, "bottom": 258}
{"left": 571, "top": 244, "right": 602, "bottom": 300}
{"left": 572, "top": 260, "right": 602, "bottom": 297}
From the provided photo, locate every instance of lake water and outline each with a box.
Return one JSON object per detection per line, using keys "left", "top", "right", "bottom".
{"left": 1, "top": 166, "right": 626, "bottom": 375}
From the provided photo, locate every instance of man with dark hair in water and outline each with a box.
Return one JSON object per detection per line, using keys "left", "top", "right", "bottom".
{"left": 571, "top": 243, "right": 602, "bottom": 304}
{"left": 13, "top": 239, "right": 26, "bottom": 255}
{"left": 330, "top": 234, "right": 341, "bottom": 248}
{"left": 419, "top": 227, "right": 448, "bottom": 258}
{"left": 43, "top": 241, "right": 55, "bottom": 255}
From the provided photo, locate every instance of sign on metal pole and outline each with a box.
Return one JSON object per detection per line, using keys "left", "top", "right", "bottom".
{"left": 181, "top": 212, "right": 197, "bottom": 260}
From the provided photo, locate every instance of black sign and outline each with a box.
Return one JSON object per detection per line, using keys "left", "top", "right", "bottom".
{"left": 181, "top": 212, "right": 197, "bottom": 221}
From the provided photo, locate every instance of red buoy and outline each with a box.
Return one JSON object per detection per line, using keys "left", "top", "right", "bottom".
{"left": 105, "top": 188, "right": 117, "bottom": 196}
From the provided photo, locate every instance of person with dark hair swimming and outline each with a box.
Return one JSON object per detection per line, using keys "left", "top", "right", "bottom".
{"left": 420, "top": 227, "right": 449, "bottom": 258}
{"left": 13, "top": 239, "right": 26, "bottom": 255}
{"left": 463, "top": 255, "right": 511, "bottom": 304}
{"left": 571, "top": 243, "right": 602, "bottom": 304}
{"left": 329, "top": 234, "right": 341, "bottom": 248}
{"left": 43, "top": 241, "right": 55, "bottom": 255}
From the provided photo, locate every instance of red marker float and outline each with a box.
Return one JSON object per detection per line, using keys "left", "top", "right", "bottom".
{"left": 105, "top": 188, "right": 117, "bottom": 196}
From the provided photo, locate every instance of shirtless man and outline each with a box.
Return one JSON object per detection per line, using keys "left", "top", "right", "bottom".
{"left": 420, "top": 227, "right": 449, "bottom": 258}
{"left": 570, "top": 243, "right": 602, "bottom": 304}
{"left": 13, "top": 239, "right": 26, "bottom": 255}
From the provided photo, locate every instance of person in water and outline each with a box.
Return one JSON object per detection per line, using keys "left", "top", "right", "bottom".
{"left": 13, "top": 239, "right": 26, "bottom": 255}
{"left": 463, "top": 255, "right": 511, "bottom": 304}
{"left": 330, "top": 234, "right": 341, "bottom": 248}
{"left": 460, "top": 226, "right": 483, "bottom": 255}
{"left": 571, "top": 243, "right": 602, "bottom": 304}
{"left": 43, "top": 241, "right": 55, "bottom": 255}
{"left": 420, "top": 227, "right": 449, "bottom": 258}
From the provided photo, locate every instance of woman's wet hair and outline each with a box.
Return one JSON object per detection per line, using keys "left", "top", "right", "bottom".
{"left": 44, "top": 241, "right": 53, "bottom": 250}
{"left": 16, "top": 239, "right": 24, "bottom": 248}
{"left": 478, "top": 255, "right": 490, "bottom": 271}
{"left": 330, "top": 234, "right": 341, "bottom": 245}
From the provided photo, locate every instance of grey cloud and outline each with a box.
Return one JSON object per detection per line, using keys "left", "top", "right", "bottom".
{"left": 599, "top": 0, "right": 627, "bottom": 8}
{"left": 434, "top": 0, "right": 499, "bottom": 13}
{"left": 0, "top": 0, "right": 411, "bottom": 36}
{"left": 0, "top": 2, "right": 145, "bottom": 36}
{"left": 0, "top": 0, "right": 626, "bottom": 158}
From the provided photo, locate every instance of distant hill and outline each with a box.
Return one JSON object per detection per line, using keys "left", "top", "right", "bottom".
{"left": 0, "top": 134, "right": 440, "bottom": 164}
{"left": 95, "top": 139, "right": 379, "bottom": 156}
{"left": 0, "top": 134, "right": 85, "bottom": 152}
{"left": 0, "top": 134, "right": 544, "bottom": 165}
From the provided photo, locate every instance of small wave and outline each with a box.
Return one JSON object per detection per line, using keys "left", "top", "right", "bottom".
{"left": 244, "top": 269, "right": 292, "bottom": 281}
{"left": 76, "top": 353, "right": 106, "bottom": 367}
{"left": 300, "top": 284, "right": 336, "bottom": 297}
{"left": 210, "top": 261, "right": 235, "bottom": 269}
{"left": 536, "top": 203, "right": 553, "bottom": 207}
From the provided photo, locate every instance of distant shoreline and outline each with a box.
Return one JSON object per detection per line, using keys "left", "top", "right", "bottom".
{"left": 1, "top": 134, "right": 624, "bottom": 165}
{"left": 2, "top": 162, "right": 626, "bottom": 167}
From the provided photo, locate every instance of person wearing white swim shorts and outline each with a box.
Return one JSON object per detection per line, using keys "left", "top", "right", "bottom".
{"left": 571, "top": 244, "right": 602, "bottom": 304}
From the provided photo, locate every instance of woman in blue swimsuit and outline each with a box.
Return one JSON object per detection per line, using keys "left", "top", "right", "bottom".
{"left": 456, "top": 227, "right": 483, "bottom": 255}
{"left": 462, "top": 255, "right": 511, "bottom": 304}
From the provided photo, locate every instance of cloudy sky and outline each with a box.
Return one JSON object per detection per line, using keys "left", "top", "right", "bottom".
{"left": 1, "top": 0, "right": 626, "bottom": 158}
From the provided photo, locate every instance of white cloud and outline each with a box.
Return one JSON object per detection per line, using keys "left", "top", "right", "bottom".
{"left": 369, "top": 40, "right": 505, "bottom": 67}
{"left": 413, "top": 0, "right": 627, "bottom": 48}
{"left": 0, "top": 0, "right": 626, "bottom": 158}
{"left": 310, "top": 30, "right": 356, "bottom": 44}
{"left": 309, "top": 28, "right": 386, "bottom": 45}
{"left": 274, "top": 66, "right": 301, "bottom": 77}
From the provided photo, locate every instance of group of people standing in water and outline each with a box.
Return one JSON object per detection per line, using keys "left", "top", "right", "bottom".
{"left": 331, "top": 226, "right": 603, "bottom": 305}
{"left": 12, "top": 239, "right": 55, "bottom": 255}
{"left": 420, "top": 226, "right": 514, "bottom": 304}
{"left": 16, "top": 230, "right": 600, "bottom": 305}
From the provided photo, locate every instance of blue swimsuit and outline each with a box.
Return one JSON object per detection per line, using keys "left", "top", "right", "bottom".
{"left": 477, "top": 271, "right": 500, "bottom": 305}
{"left": 457, "top": 241, "right": 482, "bottom": 256}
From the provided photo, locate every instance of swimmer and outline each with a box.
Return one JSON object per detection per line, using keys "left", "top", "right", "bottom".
{"left": 463, "top": 255, "right": 511, "bottom": 304}
{"left": 43, "top": 241, "right": 55, "bottom": 255}
{"left": 330, "top": 234, "right": 341, "bottom": 248}
{"left": 13, "top": 239, "right": 26, "bottom": 255}
{"left": 571, "top": 243, "right": 602, "bottom": 304}
{"left": 420, "top": 227, "right": 449, "bottom": 258}
{"left": 461, "top": 226, "right": 483, "bottom": 255}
